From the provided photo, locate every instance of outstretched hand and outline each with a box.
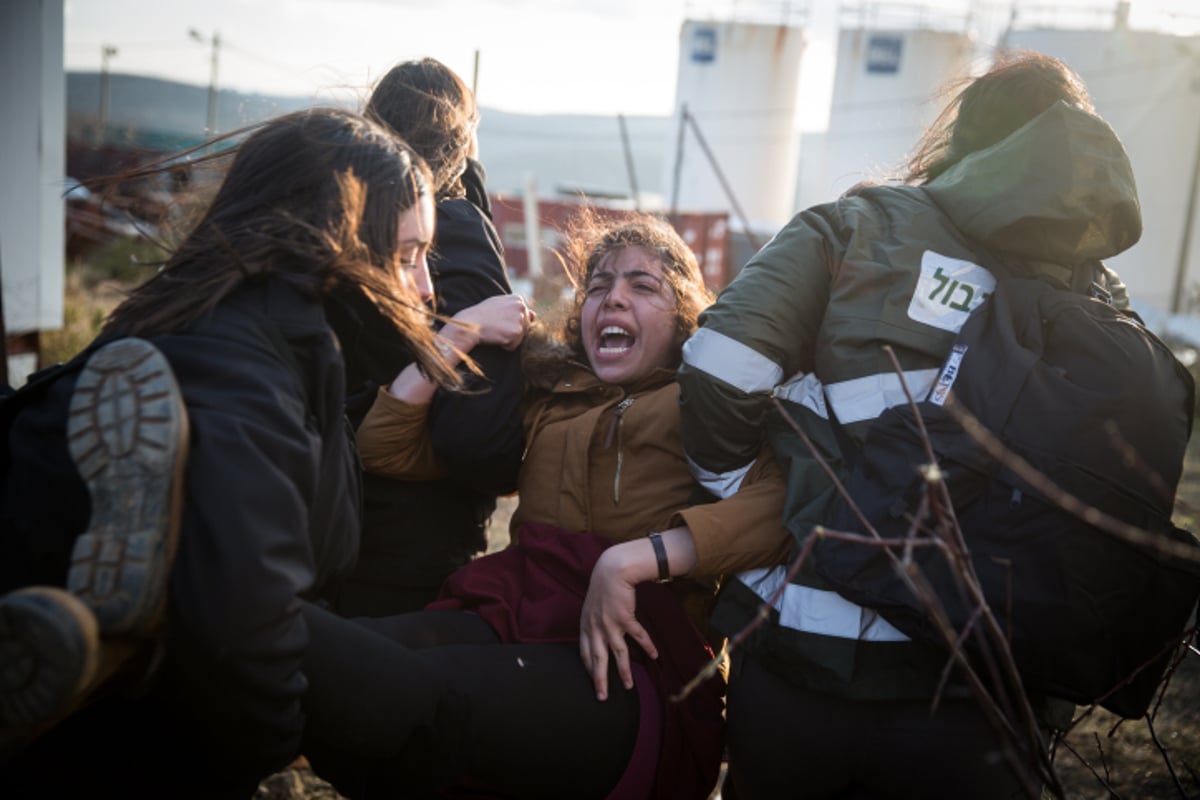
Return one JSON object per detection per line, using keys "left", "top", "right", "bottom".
{"left": 579, "top": 545, "right": 658, "bottom": 702}
{"left": 387, "top": 294, "right": 533, "bottom": 404}
{"left": 452, "top": 294, "right": 534, "bottom": 352}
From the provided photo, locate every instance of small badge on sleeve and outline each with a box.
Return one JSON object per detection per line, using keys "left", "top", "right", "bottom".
{"left": 929, "top": 344, "right": 968, "bottom": 406}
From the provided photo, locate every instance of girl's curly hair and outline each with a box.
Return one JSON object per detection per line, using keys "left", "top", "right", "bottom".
{"left": 523, "top": 210, "right": 714, "bottom": 388}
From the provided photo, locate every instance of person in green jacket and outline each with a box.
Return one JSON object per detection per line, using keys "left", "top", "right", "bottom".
{"left": 677, "top": 51, "right": 1137, "bottom": 799}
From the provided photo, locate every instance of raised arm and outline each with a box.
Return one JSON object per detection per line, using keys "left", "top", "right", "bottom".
{"left": 677, "top": 208, "right": 841, "bottom": 499}
{"left": 386, "top": 293, "right": 531, "bottom": 406}
{"left": 426, "top": 199, "right": 527, "bottom": 495}
{"left": 357, "top": 293, "right": 531, "bottom": 479}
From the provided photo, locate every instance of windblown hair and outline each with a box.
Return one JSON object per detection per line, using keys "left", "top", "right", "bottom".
{"left": 100, "top": 107, "right": 459, "bottom": 385}
{"left": 904, "top": 50, "right": 1095, "bottom": 185}
{"left": 365, "top": 58, "right": 479, "bottom": 201}
{"left": 523, "top": 211, "right": 713, "bottom": 388}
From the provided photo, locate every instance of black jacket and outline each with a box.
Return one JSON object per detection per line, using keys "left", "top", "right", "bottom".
{"left": 1, "top": 278, "right": 360, "bottom": 797}
{"left": 329, "top": 162, "right": 524, "bottom": 615}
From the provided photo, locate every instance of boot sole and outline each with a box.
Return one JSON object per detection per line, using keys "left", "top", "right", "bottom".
{"left": 65, "top": 338, "right": 188, "bottom": 636}
{"left": 0, "top": 587, "right": 99, "bottom": 735}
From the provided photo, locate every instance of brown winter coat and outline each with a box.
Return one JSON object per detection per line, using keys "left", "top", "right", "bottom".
{"left": 512, "top": 363, "right": 794, "bottom": 635}
{"left": 513, "top": 365, "right": 788, "bottom": 567}
{"left": 358, "top": 362, "right": 793, "bottom": 633}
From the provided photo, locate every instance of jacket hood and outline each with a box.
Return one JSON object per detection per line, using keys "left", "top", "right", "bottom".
{"left": 923, "top": 101, "right": 1142, "bottom": 270}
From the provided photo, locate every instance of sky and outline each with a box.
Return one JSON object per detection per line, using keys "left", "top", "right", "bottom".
{"left": 64, "top": 0, "right": 1200, "bottom": 122}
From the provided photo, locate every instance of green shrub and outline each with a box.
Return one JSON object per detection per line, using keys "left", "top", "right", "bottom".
{"left": 80, "top": 235, "right": 167, "bottom": 287}
{"left": 38, "top": 235, "right": 165, "bottom": 365}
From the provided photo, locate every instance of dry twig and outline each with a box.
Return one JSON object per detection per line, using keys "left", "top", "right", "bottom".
{"left": 684, "top": 347, "right": 1199, "bottom": 798}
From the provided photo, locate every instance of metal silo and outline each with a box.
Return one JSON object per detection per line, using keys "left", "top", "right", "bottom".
{"left": 797, "top": 4, "right": 975, "bottom": 210}
{"left": 1006, "top": 3, "right": 1200, "bottom": 314}
{"left": 662, "top": 4, "right": 809, "bottom": 243}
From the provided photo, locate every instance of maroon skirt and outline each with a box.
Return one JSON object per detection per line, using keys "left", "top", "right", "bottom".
{"left": 427, "top": 523, "right": 725, "bottom": 800}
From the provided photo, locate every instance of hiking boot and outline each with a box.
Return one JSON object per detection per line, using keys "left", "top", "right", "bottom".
{"left": 65, "top": 337, "right": 188, "bottom": 637}
{"left": 0, "top": 586, "right": 99, "bottom": 743}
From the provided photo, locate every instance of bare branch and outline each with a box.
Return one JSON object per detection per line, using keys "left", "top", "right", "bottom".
{"left": 684, "top": 355, "right": 1196, "bottom": 798}
{"left": 1143, "top": 711, "right": 1189, "bottom": 798}
{"left": 1093, "top": 732, "right": 1112, "bottom": 788}
{"left": 1056, "top": 736, "right": 1122, "bottom": 799}
{"left": 768, "top": 390, "right": 1058, "bottom": 797}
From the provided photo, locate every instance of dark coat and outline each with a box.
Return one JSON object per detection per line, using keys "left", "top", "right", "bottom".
{"left": 0, "top": 278, "right": 360, "bottom": 797}
{"left": 329, "top": 161, "right": 525, "bottom": 616}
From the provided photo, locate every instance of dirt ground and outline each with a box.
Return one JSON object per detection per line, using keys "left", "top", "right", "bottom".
{"left": 1052, "top": 657, "right": 1200, "bottom": 799}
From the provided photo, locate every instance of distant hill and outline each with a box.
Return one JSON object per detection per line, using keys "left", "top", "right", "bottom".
{"left": 67, "top": 72, "right": 670, "bottom": 200}
{"left": 479, "top": 107, "right": 669, "bottom": 202}
{"left": 67, "top": 72, "right": 319, "bottom": 149}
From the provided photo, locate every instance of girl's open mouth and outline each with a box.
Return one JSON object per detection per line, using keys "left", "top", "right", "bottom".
{"left": 598, "top": 325, "right": 635, "bottom": 355}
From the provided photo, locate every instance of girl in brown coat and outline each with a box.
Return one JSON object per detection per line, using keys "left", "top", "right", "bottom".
{"left": 331, "top": 214, "right": 792, "bottom": 799}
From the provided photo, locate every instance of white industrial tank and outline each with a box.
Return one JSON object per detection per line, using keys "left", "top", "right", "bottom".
{"left": 662, "top": 17, "right": 808, "bottom": 236}
{"left": 797, "top": 21, "right": 974, "bottom": 209}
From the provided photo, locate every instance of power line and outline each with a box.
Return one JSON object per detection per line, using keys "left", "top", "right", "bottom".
{"left": 67, "top": 39, "right": 183, "bottom": 52}
{"left": 69, "top": 34, "right": 309, "bottom": 81}
{"left": 480, "top": 128, "right": 666, "bottom": 142}
{"left": 220, "top": 41, "right": 310, "bottom": 78}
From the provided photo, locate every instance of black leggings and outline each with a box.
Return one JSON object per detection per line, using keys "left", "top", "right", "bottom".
{"left": 724, "top": 652, "right": 1034, "bottom": 800}
{"left": 299, "top": 603, "right": 640, "bottom": 799}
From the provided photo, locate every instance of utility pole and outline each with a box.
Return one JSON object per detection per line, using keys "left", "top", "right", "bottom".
{"left": 523, "top": 174, "right": 541, "bottom": 280}
{"left": 670, "top": 104, "right": 687, "bottom": 216}
{"left": 472, "top": 49, "right": 480, "bottom": 101}
{"left": 99, "top": 44, "right": 118, "bottom": 141}
{"left": 1170, "top": 110, "right": 1200, "bottom": 314}
{"left": 1170, "top": 52, "right": 1200, "bottom": 315}
{"left": 617, "top": 114, "right": 640, "bottom": 211}
{"left": 684, "top": 110, "right": 763, "bottom": 251}
{"left": 189, "top": 29, "right": 221, "bottom": 137}
{"left": 1, "top": 250, "right": 8, "bottom": 389}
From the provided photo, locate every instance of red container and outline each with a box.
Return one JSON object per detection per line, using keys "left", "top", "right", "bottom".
{"left": 489, "top": 195, "right": 731, "bottom": 292}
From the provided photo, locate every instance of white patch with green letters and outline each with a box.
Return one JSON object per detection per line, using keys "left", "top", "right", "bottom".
{"left": 909, "top": 251, "right": 995, "bottom": 333}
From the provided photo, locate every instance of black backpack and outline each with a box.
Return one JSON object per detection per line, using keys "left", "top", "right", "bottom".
{"left": 813, "top": 275, "right": 1200, "bottom": 718}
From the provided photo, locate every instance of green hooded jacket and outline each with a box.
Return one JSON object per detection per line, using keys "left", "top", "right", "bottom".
{"left": 677, "top": 101, "right": 1141, "bottom": 699}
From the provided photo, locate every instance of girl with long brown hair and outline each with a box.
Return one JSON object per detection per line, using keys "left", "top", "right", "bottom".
{"left": 0, "top": 106, "right": 481, "bottom": 797}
